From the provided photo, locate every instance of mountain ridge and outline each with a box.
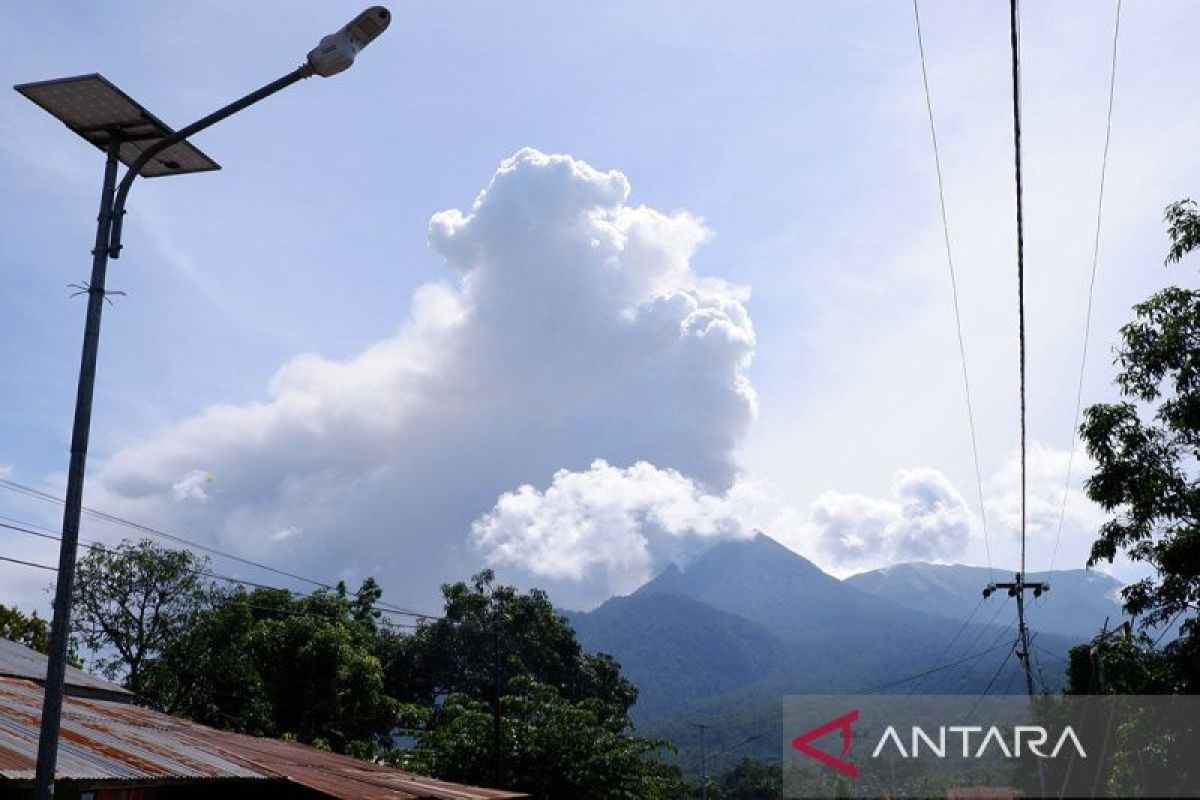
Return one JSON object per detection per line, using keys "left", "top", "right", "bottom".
{"left": 570, "top": 532, "right": 1086, "bottom": 727}
{"left": 846, "top": 560, "right": 1125, "bottom": 639}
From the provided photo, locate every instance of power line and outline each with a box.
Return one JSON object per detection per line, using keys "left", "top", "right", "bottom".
{"left": 0, "top": 513, "right": 442, "bottom": 623}
{"left": 912, "top": 0, "right": 995, "bottom": 582}
{"left": 1152, "top": 609, "right": 1185, "bottom": 648}
{"left": 1032, "top": 641, "right": 1069, "bottom": 665}
{"left": 1047, "top": 0, "right": 1123, "bottom": 579}
{"left": 0, "top": 554, "right": 424, "bottom": 633}
{"left": 0, "top": 554, "right": 57, "bottom": 572}
{"left": 958, "top": 618, "right": 1018, "bottom": 687}
{"left": 0, "top": 477, "right": 330, "bottom": 590}
{"left": 0, "top": 476, "right": 435, "bottom": 618}
{"left": 927, "top": 594, "right": 1012, "bottom": 693}
{"left": 0, "top": 548, "right": 423, "bottom": 631}
{"left": 907, "top": 594, "right": 985, "bottom": 693}
{"left": 963, "top": 638, "right": 1020, "bottom": 720}
{"left": 1029, "top": 631, "right": 1049, "bottom": 692}
{"left": 641, "top": 637, "right": 1018, "bottom": 734}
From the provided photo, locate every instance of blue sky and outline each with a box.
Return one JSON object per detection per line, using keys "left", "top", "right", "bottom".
{"left": 2, "top": 1, "right": 1199, "bottom": 612}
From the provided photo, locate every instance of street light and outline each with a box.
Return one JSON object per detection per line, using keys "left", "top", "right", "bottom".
{"left": 14, "top": 7, "right": 390, "bottom": 799}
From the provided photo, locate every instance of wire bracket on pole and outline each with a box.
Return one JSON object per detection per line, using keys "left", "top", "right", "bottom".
{"left": 67, "top": 283, "right": 127, "bottom": 306}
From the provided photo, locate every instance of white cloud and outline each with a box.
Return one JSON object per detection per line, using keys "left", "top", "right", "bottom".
{"left": 985, "top": 441, "right": 1106, "bottom": 546}
{"left": 468, "top": 460, "right": 984, "bottom": 606}
{"left": 87, "top": 149, "right": 757, "bottom": 608}
{"left": 271, "top": 525, "right": 301, "bottom": 542}
{"left": 170, "top": 469, "right": 212, "bottom": 502}
{"left": 806, "top": 467, "right": 973, "bottom": 570}
{"left": 471, "top": 459, "right": 755, "bottom": 608}
{"left": 790, "top": 443, "right": 1111, "bottom": 577}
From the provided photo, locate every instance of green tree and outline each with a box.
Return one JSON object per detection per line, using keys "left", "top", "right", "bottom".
{"left": 1066, "top": 628, "right": 1180, "bottom": 695}
{"left": 384, "top": 570, "right": 637, "bottom": 719}
{"left": 396, "top": 678, "right": 679, "bottom": 800}
{"left": 715, "top": 757, "right": 781, "bottom": 800}
{"left": 142, "top": 578, "right": 396, "bottom": 755}
{"left": 70, "top": 538, "right": 211, "bottom": 695}
{"left": 387, "top": 571, "right": 678, "bottom": 798}
{"left": 1079, "top": 198, "right": 1200, "bottom": 691}
{"left": 0, "top": 603, "right": 50, "bottom": 653}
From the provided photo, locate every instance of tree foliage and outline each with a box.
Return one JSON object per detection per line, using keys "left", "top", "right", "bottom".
{"left": 396, "top": 677, "right": 680, "bottom": 799}
{"left": 142, "top": 579, "right": 396, "bottom": 755}
{"left": 714, "top": 757, "right": 782, "bottom": 799}
{"left": 1067, "top": 630, "right": 1184, "bottom": 695}
{"left": 385, "top": 570, "right": 637, "bottom": 719}
{"left": 0, "top": 603, "right": 50, "bottom": 653}
{"left": 384, "top": 571, "right": 678, "bottom": 797}
{"left": 1080, "top": 198, "right": 1200, "bottom": 684}
{"left": 1165, "top": 199, "right": 1200, "bottom": 266}
{"left": 70, "top": 538, "right": 210, "bottom": 695}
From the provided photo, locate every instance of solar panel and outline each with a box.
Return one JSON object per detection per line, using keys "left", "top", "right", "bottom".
{"left": 14, "top": 73, "right": 220, "bottom": 178}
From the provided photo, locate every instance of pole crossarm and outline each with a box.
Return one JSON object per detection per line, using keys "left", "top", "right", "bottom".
{"left": 982, "top": 573, "right": 1050, "bottom": 600}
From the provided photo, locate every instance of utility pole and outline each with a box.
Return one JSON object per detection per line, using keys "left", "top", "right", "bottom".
{"left": 691, "top": 722, "right": 710, "bottom": 800}
{"left": 983, "top": 571, "right": 1048, "bottom": 799}
{"left": 983, "top": 573, "right": 1048, "bottom": 697}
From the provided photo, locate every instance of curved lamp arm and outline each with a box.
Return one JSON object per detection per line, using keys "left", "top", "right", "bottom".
{"left": 106, "top": 5, "right": 390, "bottom": 258}
{"left": 108, "top": 64, "right": 313, "bottom": 258}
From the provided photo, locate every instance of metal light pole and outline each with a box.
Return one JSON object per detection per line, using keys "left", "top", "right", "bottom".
{"left": 14, "top": 8, "right": 391, "bottom": 798}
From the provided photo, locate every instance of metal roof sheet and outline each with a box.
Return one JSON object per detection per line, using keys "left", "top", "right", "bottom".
{"left": 0, "top": 677, "right": 525, "bottom": 799}
{"left": 0, "top": 640, "right": 132, "bottom": 700}
{"left": 178, "top": 731, "right": 526, "bottom": 800}
{"left": 0, "top": 678, "right": 268, "bottom": 782}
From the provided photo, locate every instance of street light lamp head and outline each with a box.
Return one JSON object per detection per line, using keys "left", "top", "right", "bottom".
{"left": 307, "top": 6, "right": 392, "bottom": 78}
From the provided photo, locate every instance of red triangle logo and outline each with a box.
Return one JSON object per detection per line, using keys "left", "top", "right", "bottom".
{"left": 791, "top": 709, "right": 860, "bottom": 778}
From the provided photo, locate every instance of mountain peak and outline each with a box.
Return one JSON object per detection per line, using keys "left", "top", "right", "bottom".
{"left": 632, "top": 532, "right": 900, "bottom": 637}
{"left": 636, "top": 532, "right": 826, "bottom": 598}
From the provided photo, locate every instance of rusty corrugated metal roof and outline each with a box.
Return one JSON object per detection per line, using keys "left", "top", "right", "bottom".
{"left": 0, "top": 677, "right": 270, "bottom": 783}
{"left": 0, "top": 639, "right": 132, "bottom": 701}
{"left": 0, "top": 677, "right": 526, "bottom": 799}
{"left": 181, "top": 731, "right": 527, "bottom": 800}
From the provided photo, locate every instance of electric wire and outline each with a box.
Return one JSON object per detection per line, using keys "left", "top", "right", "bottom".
{"left": 926, "top": 594, "right": 1011, "bottom": 693}
{"left": 0, "top": 476, "right": 435, "bottom": 618}
{"left": 959, "top": 619, "right": 1018, "bottom": 687}
{"left": 0, "top": 554, "right": 57, "bottom": 572}
{"left": 906, "top": 593, "right": 985, "bottom": 693}
{"left": 912, "top": 0, "right": 995, "bottom": 581}
{"left": 1032, "top": 641, "right": 1069, "bottom": 665}
{"left": 1152, "top": 609, "right": 1185, "bottom": 648}
{"left": 638, "top": 636, "right": 1019, "bottom": 734}
{"left": 1028, "top": 631, "right": 1049, "bottom": 692}
{"left": 1047, "top": 0, "right": 1123, "bottom": 580}
{"left": 0, "top": 549, "right": 424, "bottom": 631}
{"left": 0, "top": 514, "right": 442, "bottom": 623}
{"left": 963, "top": 638, "right": 1020, "bottom": 720}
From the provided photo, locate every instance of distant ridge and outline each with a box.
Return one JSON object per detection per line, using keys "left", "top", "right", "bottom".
{"left": 570, "top": 532, "right": 1083, "bottom": 727}
{"left": 846, "top": 561, "right": 1125, "bottom": 639}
